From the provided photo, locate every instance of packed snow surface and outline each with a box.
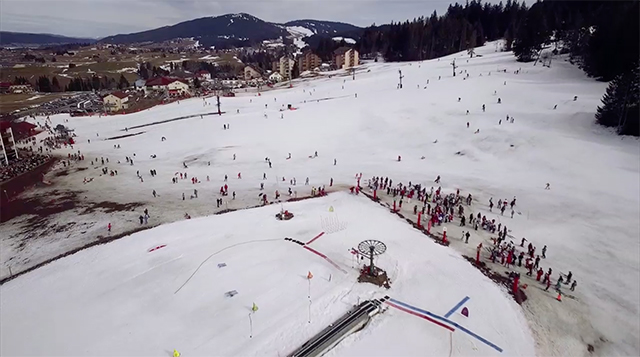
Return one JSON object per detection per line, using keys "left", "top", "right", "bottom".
{"left": 287, "top": 26, "right": 315, "bottom": 38}
{"left": 0, "top": 193, "right": 534, "bottom": 356}
{"left": 1, "top": 41, "right": 638, "bottom": 356}
{"left": 287, "top": 26, "right": 314, "bottom": 50}
{"left": 332, "top": 37, "right": 356, "bottom": 44}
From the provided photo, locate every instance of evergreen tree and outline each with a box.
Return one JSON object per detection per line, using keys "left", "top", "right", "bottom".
{"left": 139, "top": 65, "right": 149, "bottom": 80}
{"left": 595, "top": 67, "right": 639, "bottom": 136}
{"left": 291, "top": 61, "right": 300, "bottom": 79}
{"left": 51, "top": 77, "right": 61, "bottom": 92}
{"left": 513, "top": 2, "right": 549, "bottom": 62}
{"left": 37, "top": 76, "right": 52, "bottom": 92}
{"left": 91, "top": 76, "right": 101, "bottom": 91}
{"left": 118, "top": 74, "right": 130, "bottom": 89}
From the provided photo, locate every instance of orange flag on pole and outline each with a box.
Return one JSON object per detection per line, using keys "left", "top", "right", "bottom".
{"left": 307, "top": 271, "right": 313, "bottom": 279}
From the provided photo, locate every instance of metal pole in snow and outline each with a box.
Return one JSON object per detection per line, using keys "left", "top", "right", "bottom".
{"left": 308, "top": 299, "right": 312, "bottom": 324}
{"left": 249, "top": 313, "right": 253, "bottom": 338}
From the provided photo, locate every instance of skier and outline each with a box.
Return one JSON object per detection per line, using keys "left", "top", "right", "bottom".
{"left": 224, "top": 175, "right": 228, "bottom": 182}
{"left": 194, "top": 189, "right": 198, "bottom": 198}
{"left": 233, "top": 191, "right": 236, "bottom": 200}
{"left": 139, "top": 215, "right": 144, "bottom": 224}
{"left": 545, "top": 183, "right": 550, "bottom": 190}
{"left": 260, "top": 183, "right": 264, "bottom": 190}
{"left": 465, "top": 231, "right": 470, "bottom": 244}
{"left": 482, "top": 104, "right": 485, "bottom": 112}
{"left": 238, "top": 172, "right": 242, "bottom": 179}
{"left": 511, "top": 209, "right": 515, "bottom": 218}
{"left": 182, "top": 193, "right": 185, "bottom": 200}
{"left": 233, "top": 153, "right": 236, "bottom": 160}
{"left": 536, "top": 268, "right": 544, "bottom": 281}
{"left": 570, "top": 280, "right": 577, "bottom": 291}
{"left": 108, "top": 223, "right": 111, "bottom": 232}
{"left": 330, "top": 178, "right": 333, "bottom": 186}
{"left": 153, "top": 190, "right": 157, "bottom": 197}
{"left": 542, "top": 245, "right": 547, "bottom": 258}
{"left": 434, "top": 175, "right": 440, "bottom": 183}
{"left": 520, "top": 237, "right": 526, "bottom": 247}
{"left": 334, "top": 158, "right": 337, "bottom": 165}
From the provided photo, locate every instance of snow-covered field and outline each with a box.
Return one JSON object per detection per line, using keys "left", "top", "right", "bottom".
{"left": 332, "top": 37, "right": 356, "bottom": 44}
{"left": 1, "top": 41, "right": 639, "bottom": 356}
{"left": 0, "top": 193, "right": 534, "bottom": 356}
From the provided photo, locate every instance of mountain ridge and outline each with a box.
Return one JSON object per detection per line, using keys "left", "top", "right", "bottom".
{"left": 0, "top": 14, "right": 363, "bottom": 48}
{"left": 0, "top": 31, "right": 96, "bottom": 46}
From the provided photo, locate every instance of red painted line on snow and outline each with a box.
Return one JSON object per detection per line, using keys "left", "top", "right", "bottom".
{"left": 386, "top": 301, "right": 455, "bottom": 332}
{"left": 306, "top": 232, "right": 325, "bottom": 245}
{"left": 303, "top": 245, "right": 327, "bottom": 258}
{"left": 147, "top": 244, "right": 167, "bottom": 252}
{"left": 303, "top": 245, "right": 347, "bottom": 273}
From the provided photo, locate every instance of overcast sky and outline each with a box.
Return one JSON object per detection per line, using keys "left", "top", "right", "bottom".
{"left": 0, "top": 0, "right": 456, "bottom": 38}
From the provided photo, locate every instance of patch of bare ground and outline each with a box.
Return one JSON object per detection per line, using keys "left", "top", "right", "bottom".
{"left": 1, "top": 190, "right": 78, "bottom": 224}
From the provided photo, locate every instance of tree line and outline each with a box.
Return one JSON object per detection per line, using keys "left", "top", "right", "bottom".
{"left": 356, "top": 0, "right": 527, "bottom": 61}
{"left": 13, "top": 74, "right": 131, "bottom": 92}
{"left": 352, "top": 0, "right": 638, "bottom": 135}
{"left": 512, "top": 1, "right": 638, "bottom": 135}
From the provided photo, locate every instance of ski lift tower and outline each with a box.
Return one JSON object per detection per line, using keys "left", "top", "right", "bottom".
{"left": 357, "top": 240, "right": 390, "bottom": 288}
{"left": 358, "top": 240, "right": 386, "bottom": 276}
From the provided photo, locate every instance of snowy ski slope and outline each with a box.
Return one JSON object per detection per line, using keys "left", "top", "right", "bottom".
{"left": 1, "top": 41, "right": 638, "bottom": 356}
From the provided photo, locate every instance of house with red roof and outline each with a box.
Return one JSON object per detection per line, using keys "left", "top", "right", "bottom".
{"left": 195, "top": 70, "right": 212, "bottom": 81}
{"left": 103, "top": 91, "right": 130, "bottom": 112}
{"left": 145, "top": 77, "right": 191, "bottom": 97}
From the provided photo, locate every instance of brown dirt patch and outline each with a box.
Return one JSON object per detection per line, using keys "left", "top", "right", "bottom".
{"left": 1, "top": 189, "right": 76, "bottom": 224}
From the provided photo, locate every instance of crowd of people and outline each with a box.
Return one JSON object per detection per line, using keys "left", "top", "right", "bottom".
{"left": 364, "top": 174, "right": 576, "bottom": 298}
{"left": 0, "top": 151, "right": 52, "bottom": 182}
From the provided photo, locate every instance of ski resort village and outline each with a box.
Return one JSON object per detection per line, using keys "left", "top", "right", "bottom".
{"left": 1, "top": 2, "right": 638, "bottom": 357}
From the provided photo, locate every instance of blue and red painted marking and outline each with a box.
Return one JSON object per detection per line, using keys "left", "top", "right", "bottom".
{"left": 385, "top": 297, "right": 503, "bottom": 353}
{"left": 445, "top": 296, "right": 470, "bottom": 318}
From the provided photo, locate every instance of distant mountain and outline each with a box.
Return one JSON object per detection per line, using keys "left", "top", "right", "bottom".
{"left": 0, "top": 31, "right": 96, "bottom": 47}
{"left": 283, "top": 20, "right": 362, "bottom": 36}
{"left": 100, "top": 13, "right": 289, "bottom": 48}
{"left": 97, "top": 14, "right": 363, "bottom": 48}
{"left": 2, "top": 14, "right": 364, "bottom": 49}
